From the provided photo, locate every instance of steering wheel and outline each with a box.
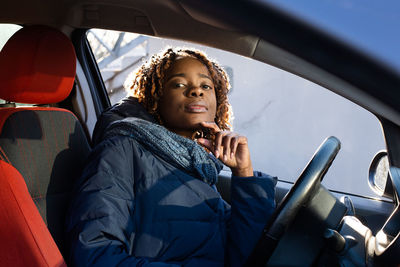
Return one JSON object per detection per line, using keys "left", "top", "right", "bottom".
{"left": 246, "top": 136, "right": 341, "bottom": 266}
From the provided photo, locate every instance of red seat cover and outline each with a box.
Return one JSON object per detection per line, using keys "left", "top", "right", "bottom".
{"left": 0, "top": 160, "right": 66, "bottom": 266}
{"left": 0, "top": 25, "right": 76, "bottom": 104}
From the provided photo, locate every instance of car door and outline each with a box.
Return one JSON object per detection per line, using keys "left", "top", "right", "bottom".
{"left": 70, "top": 28, "right": 396, "bottom": 239}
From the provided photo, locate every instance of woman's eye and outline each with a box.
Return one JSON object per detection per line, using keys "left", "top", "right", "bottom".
{"left": 175, "top": 83, "right": 186, "bottom": 88}
{"left": 202, "top": 84, "right": 212, "bottom": 90}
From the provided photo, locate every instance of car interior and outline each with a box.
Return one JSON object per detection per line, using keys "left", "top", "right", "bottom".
{"left": 0, "top": 0, "right": 399, "bottom": 266}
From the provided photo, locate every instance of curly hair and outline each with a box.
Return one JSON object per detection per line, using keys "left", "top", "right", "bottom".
{"left": 126, "top": 48, "right": 233, "bottom": 131}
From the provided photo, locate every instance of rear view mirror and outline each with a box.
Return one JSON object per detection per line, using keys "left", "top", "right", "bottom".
{"left": 368, "top": 151, "right": 394, "bottom": 199}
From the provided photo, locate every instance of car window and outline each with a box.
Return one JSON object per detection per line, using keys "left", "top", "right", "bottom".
{"left": 87, "top": 29, "right": 386, "bottom": 199}
{"left": 0, "top": 23, "right": 21, "bottom": 50}
{"left": 0, "top": 24, "right": 22, "bottom": 105}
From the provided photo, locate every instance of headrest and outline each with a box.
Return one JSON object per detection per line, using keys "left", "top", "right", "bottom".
{"left": 0, "top": 25, "right": 76, "bottom": 104}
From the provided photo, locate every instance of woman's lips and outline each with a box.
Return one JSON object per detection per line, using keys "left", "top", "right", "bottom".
{"left": 185, "top": 103, "right": 208, "bottom": 113}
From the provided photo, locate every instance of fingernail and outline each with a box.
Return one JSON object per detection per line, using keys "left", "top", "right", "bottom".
{"left": 223, "top": 155, "right": 227, "bottom": 161}
{"left": 215, "top": 150, "right": 219, "bottom": 158}
{"left": 231, "top": 152, "right": 234, "bottom": 158}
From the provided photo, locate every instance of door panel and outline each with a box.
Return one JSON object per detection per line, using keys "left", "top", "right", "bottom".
{"left": 217, "top": 171, "right": 394, "bottom": 234}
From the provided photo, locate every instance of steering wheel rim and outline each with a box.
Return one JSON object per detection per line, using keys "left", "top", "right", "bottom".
{"left": 246, "top": 136, "right": 341, "bottom": 266}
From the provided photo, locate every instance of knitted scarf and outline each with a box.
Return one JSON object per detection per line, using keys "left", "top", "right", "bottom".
{"left": 104, "top": 117, "right": 223, "bottom": 185}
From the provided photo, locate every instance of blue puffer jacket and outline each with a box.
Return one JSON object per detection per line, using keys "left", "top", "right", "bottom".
{"left": 66, "top": 98, "right": 277, "bottom": 267}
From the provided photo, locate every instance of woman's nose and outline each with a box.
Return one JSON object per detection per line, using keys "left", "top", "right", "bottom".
{"left": 188, "top": 86, "right": 203, "bottom": 97}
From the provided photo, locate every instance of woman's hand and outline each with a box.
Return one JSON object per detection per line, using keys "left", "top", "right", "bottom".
{"left": 197, "top": 121, "right": 253, "bottom": 177}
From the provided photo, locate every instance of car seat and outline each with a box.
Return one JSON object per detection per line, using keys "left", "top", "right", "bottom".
{"left": 0, "top": 25, "right": 91, "bottom": 266}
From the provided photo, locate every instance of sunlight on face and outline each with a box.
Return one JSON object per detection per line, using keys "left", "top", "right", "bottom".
{"left": 159, "top": 57, "right": 217, "bottom": 138}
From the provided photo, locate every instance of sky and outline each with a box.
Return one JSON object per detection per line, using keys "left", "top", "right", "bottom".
{"left": 265, "top": 0, "right": 400, "bottom": 73}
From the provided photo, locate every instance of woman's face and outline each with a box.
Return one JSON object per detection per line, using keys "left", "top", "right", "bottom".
{"left": 159, "top": 57, "right": 217, "bottom": 138}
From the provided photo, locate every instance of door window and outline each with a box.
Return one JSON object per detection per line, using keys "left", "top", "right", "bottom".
{"left": 87, "top": 29, "right": 386, "bottom": 198}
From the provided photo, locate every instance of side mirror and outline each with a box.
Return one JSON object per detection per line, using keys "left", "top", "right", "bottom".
{"left": 368, "top": 151, "right": 394, "bottom": 199}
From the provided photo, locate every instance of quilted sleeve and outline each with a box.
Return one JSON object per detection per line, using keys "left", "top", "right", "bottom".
{"left": 226, "top": 171, "right": 277, "bottom": 267}
{"left": 66, "top": 136, "right": 180, "bottom": 267}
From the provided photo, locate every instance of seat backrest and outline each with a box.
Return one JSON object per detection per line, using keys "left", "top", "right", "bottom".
{"left": 0, "top": 25, "right": 91, "bottom": 265}
{"left": 0, "top": 160, "right": 66, "bottom": 266}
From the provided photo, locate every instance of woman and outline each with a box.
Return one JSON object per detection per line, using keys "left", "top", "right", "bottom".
{"left": 67, "top": 48, "right": 276, "bottom": 267}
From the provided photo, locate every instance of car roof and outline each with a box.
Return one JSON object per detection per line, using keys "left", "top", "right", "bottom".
{"left": 2, "top": 0, "right": 400, "bottom": 125}
{"left": 265, "top": 0, "right": 400, "bottom": 73}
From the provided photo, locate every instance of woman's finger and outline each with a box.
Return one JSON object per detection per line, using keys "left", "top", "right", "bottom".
{"left": 214, "top": 131, "right": 228, "bottom": 159}
{"left": 230, "top": 136, "right": 240, "bottom": 158}
{"left": 197, "top": 138, "right": 213, "bottom": 151}
{"left": 200, "top": 121, "right": 221, "bottom": 133}
{"left": 197, "top": 138, "right": 225, "bottom": 159}
{"left": 222, "top": 133, "right": 237, "bottom": 161}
